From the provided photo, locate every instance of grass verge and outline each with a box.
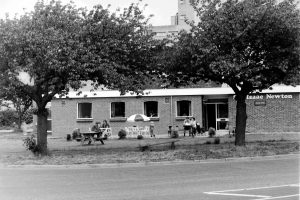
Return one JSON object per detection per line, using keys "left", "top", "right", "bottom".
{"left": 0, "top": 139, "right": 298, "bottom": 165}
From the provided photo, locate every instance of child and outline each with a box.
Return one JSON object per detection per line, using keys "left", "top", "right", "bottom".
{"left": 150, "top": 121, "right": 155, "bottom": 137}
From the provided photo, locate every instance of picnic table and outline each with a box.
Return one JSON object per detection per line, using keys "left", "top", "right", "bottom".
{"left": 76, "top": 131, "right": 104, "bottom": 145}
{"left": 75, "top": 128, "right": 112, "bottom": 145}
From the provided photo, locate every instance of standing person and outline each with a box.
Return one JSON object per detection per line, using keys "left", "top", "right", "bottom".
{"left": 150, "top": 121, "right": 155, "bottom": 137}
{"left": 183, "top": 117, "right": 191, "bottom": 137}
{"left": 196, "top": 121, "right": 202, "bottom": 135}
{"left": 190, "top": 117, "right": 197, "bottom": 137}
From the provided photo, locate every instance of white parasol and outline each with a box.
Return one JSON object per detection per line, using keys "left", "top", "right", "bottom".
{"left": 127, "top": 114, "right": 150, "bottom": 122}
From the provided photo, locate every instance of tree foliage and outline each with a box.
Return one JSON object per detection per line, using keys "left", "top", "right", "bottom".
{"left": 0, "top": 0, "right": 162, "bottom": 154}
{"left": 80, "top": 3, "right": 163, "bottom": 94}
{"left": 163, "top": 0, "right": 300, "bottom": 145}
{"left": 0, "top": 75, "right": 32, "bottom": 129}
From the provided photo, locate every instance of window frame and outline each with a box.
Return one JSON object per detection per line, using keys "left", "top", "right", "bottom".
{"left": 77, "top": 102, "right": 93, "bottom": 120}
{"left": 144, "top": 101, "right": 159, "bottom": 118}
{"left": 110, "top": 102, "right": 126, "bottom": 118}
{"left": 46, "top": 107, "right": 52, "bottom": 133}
{"left": 176, "top": 100, "right": 192, "bottom": 117}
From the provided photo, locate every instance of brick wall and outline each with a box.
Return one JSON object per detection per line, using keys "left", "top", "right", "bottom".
{"left": 50, "top": 92, "right": 299, "bottom": 138}
{"left": 228, "top": 93, "right": 300, "bottom": 133}
{"left": 51, "top": 95, "right": 203, "bottom": 138}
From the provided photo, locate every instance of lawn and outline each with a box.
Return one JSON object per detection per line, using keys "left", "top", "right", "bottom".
{"left": 0, "top": 132, "right": 299, "bottom": 165}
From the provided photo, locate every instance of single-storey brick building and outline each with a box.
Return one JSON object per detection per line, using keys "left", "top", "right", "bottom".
{"left": 44, "top": 85, "right": 299, "bottom": 138}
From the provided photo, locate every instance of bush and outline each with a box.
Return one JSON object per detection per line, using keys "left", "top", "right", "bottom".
{"left": 118, "top": 129, "right": 127, "bottom": 139}
{"left": 0, "top": 109, "right": 18, "bottom": 127}
{"left": 208, "top": 127, "right": 216, "bottom": 138}
{"left": 205, "top": 140, "right": 212, "bottom": 144}
{"left": 72, "top": 129, "right": 80, "bottom": 139}
{"left": 66, "top": 134, "right": 71, "bottom": 141}
{"left": 23, "top": 135, "right": 38, "bottom": 153}
{"left": 137, "top": 135, "right": 143, "bottom": 140}
{"left": 214, "top": 137, "right": 220, "bottom": 144}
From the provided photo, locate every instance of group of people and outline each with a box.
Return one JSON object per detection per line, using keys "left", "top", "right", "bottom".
{"left": 91, "top": 120, "right": 110, "bottom": 136}
{"left": 183, "top": 117, "right": 202, "bottom": 137}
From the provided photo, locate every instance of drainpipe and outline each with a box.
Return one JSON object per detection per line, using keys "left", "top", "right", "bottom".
{"left": 170, "top": 95, "right": 173, "bottom": 128}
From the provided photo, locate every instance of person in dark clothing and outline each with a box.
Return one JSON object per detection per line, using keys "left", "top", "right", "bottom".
{"left": 91, "top": 122, "right": 104, "bottom": 144}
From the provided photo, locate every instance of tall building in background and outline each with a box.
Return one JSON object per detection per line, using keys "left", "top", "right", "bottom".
{"left": 149, "top": 0, "right": 199, "bottom": 39}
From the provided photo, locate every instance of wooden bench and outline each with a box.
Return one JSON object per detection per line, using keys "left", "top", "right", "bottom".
{"left": 138, "top": 139, "right": 180, "bottom": 151}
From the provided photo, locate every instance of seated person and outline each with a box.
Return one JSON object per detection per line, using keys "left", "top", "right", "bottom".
{"left": 101, "top": 120, "right": 110, "bottom": 139}
{"left": 91, "top": 122, "right": 102, "bottom": 137}
{"left": 101, "top": 120, "right": 110, "bottom": 128}
{"left": 91, "top": 121, "right": 104, "bottom": 144}
{"left": 183, "top": 117, "right": 191, "bottom": 137}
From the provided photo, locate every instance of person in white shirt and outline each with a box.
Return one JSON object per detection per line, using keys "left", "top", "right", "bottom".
{"left": 183, "top": 117, "right": 191, "bottom": 137}
{"left": 190, "top": 117, "right": 197, "bottom": 137}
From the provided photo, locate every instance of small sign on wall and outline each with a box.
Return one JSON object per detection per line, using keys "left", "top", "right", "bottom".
{"left": 254, "top": 100, "right": 266, "bottom": 106}
{"left": 165, "top": 97, "right": 170, "bottom": 104}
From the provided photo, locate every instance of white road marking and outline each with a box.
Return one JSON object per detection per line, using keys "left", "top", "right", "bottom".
{"left": 254, "top": 194, "right": 300, "bottom": 200}
{"left": 204, "top": 184, "right": 300, "bottom": 200}
{"left": 204, "top": 191, "right": 270, "bottom": 198}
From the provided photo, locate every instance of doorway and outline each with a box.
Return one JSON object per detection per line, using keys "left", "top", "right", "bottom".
{"left": 204, "top": 100, "right": 229, "bottom": 131}
{"left": 206, "top": 104, "right": 216, "bottom": 129}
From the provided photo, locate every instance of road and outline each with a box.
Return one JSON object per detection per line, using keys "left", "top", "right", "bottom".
{"left": 0, "top": 155, "right": 299, "bottom": 200}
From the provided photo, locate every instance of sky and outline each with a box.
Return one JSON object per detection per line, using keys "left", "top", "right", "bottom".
{"left": 0, "top": 0, "right": 178, "bottom": 26}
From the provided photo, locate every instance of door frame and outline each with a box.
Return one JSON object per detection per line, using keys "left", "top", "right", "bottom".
{"left": 204, "top": 102, "right": 229, "bottom": 131}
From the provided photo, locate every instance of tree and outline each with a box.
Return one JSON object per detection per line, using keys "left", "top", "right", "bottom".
{"left": 0, "top": 0, "right": 161, "bottom": 154}
{"left": 0, "top": 1, "right": 86, "bottom": 154}
{"left": 162, "top": 0, "right": 300, "bottom": 145}
{"left": 0, "top": 75, "right": 32, "bottom": 130}
{"left": 80, "top": 3, "right": 163, "bottom": 94}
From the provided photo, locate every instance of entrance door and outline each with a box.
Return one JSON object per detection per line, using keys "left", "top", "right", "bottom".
{"left": 206, "top": 104, "right": 216, "bottom": 129}
{"left": 216, "top": 103, "right": 229, "bottom": 130}
{"left": 205, "top": 102, "right": 229, "bottom": 131}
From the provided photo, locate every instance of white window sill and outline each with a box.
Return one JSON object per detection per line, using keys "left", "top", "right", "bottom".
{"left": 76, "top": 118, "right": 93, "bottom": 122}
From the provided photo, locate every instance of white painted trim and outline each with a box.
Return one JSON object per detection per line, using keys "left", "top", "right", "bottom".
{"left": 56, "top": 85, "right": 300, "bottom": 99}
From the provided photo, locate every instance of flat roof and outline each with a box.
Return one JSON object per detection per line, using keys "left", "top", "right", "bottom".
{"left": 55, "top": 85, "right": 300, "bottom": 99}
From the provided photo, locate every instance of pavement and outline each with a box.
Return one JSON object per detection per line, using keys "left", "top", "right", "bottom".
{"left": 0, "top": 154, "right": 299, "bottom": 200}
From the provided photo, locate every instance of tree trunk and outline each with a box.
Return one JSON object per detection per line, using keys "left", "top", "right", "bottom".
{"left": 17, "top": 115, "right": 22, "bottom": 130}
{"left": 36, "top": 109, "right": 48, "bottom": 155}
{"left": 235, "top": 95, "right": 247, "bottom": 146}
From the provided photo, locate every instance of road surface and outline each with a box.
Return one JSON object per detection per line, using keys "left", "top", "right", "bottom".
{"left": 0, "top": 155, "right": 299, "bottom": 200}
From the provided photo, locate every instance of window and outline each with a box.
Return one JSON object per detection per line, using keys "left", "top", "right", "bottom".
{"left": 144, "top": 101, "right": 158, "bottom": 117}
{"left": 217, "top": 104, "right": 228, "bottom": 118}
{"left": 111, "top": 102, "right": 125, "bottom": 118}
{"left": 77, "top": 103, "right": 92, "bottom": 119}
{"left": 177, "top": 100, "right": 191, "bottom": 116}
{"left": 46, "top": 108, "right": 52, "bottom": 133}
